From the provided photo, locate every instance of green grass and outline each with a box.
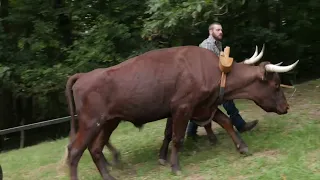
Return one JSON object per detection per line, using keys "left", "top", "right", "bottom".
{"left": 1, "top": 79, "right": 319, "bottom": 180}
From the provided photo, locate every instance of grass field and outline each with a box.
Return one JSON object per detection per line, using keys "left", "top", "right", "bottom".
{"left": 0, "top": 79, "right": 319, "bottom": 180}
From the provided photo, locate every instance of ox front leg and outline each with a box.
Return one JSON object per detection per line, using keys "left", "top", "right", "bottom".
{"left": 203, "top": 122, "right": 218, "bottom": 145}
{"left": 170, "top": 105, "right": 191, "bottom": 175}
{"left": 105, "top": 142, "right": 121, "bottom": 167}
{"left": 159, "top": 117, "right": 173, "bottom": 166}
{"left": 213, "top": 109, "right": 249, "bottom": 155}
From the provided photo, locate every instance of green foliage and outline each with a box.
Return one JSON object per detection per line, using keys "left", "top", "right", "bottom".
{"left": 67, "top": 17, "right": 131, "bottom": 71}
{"left": 0, "top": 66, "right": 10, "bottom": 79}
{"left": 142, "top": 0, "right": 247, "bottom": 43}
{"left": 142, "top": 0, "right": 210, "bottom": 42}
{"left": 0, "top": 0, "right": 318, "bottom": 126}
{"left": 0, "top": 65, "right": 11, "bottom": 89}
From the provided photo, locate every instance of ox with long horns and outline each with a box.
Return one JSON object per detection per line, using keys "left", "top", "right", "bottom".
{"left": 64, "top": 45, "right": 299, "bottom": 180}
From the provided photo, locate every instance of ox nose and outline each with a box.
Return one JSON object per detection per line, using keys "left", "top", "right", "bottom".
{"left": 285, "top": 103, "right": 290, "bottom": 110}
{"left": 284, "top": 104, "right": 290, "bottom": 113}
{"left": 278, "top": 103, "right": 289, "bottom": 114}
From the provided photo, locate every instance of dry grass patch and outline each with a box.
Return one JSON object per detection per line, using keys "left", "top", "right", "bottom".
{"left": 305, "top": 149, "right": 320, "bottom": 174}
{"left": 25, "top": 163, "right": 58, "bottom": 178}
{"left": 227, "top": 174, "right": 258, "bottom": 180}
{"left": 249, "top": 150, "right": 281, "bottom": 161}
{"left": 184, "top": 174, "right": 208, "bottom": 180}
{"left": 230, "top": 149, "right": 283, "bottom": 169}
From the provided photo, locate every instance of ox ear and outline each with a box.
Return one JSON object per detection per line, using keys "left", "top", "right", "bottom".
{"left": 257, "top": 61, "right": 271, "bottom": 81}
{"left": 258, "top": 62, "right": 282, "bottom": 80}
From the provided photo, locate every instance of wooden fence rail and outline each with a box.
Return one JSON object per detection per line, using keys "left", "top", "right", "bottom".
{"left": 0, "top": 115, "right": 77, "bottom": 148}
{"left": 0, "top": 115, "right": 77, "bottom": 180}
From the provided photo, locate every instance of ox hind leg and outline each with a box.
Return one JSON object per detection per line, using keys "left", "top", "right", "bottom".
{"left": 213, "top": 109, "right": 249, "bottom": 154}
{"left": 87, "top": 119, "right": 120, "bottom": 180}
{"left": 158, "top": 117, "right": 173, "bottom": 165}
{"left": 203, "top": 122, "right": 218, "bottom": 145}
{"left": 67, "top": 114, "right": 105, "bottom": 180}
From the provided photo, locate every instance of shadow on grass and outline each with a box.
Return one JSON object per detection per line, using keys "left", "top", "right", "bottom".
{"left": 101, "top": 107, "right": 320, "bottom": 179}
{"left": 101, "top": 117, "right": 286, "bottom": 176}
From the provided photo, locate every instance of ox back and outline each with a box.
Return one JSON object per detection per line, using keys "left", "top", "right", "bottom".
{"left": 72, "top": 46, "right": 222, "bottom": 125}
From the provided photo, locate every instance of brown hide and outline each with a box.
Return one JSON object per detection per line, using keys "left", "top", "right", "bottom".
{"left": 70, "top": 46, "right": 289, "bottom": 126}
{"left": 71, "top": 46, "right": 223, "bottom": 125}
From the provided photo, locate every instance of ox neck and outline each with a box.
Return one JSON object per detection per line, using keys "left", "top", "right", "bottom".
{"left": 222, "top": 63, "right": 261, "bottom": 101}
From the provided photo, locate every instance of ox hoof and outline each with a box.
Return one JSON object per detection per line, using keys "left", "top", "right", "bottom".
{"left": 113, "top": 162, "right": 124, "bottom": 170}
{"left": 110, "top": 159, "right": 123, "bottom": 170}
{"left": 208, "top": 137, "right": 218, "bottom": 146}
{"left": 239, "top": 146, "right": 252, "bottom": 156}
{"left": 106, "top": 175, "right": 117, "bottom": 180}
{"left": 172, "top": 170, "right": 182, "bottom": 176}
{"left": 158, "top": 159, "right": 167, "bottom": 166}
{"left": 111, "top": 152, "right": 121, "bottom": 165}
{"left": 111, "top": 159, "right": 121, "bottom": 166}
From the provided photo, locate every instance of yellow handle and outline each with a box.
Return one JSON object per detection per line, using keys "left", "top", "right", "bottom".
{"left": 224, "top": 46, "right": 230, "bottom": 58}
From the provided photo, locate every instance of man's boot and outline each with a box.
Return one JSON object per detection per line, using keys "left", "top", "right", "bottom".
{"left": 238, "top": 120, "right": 259, "bottom": 133}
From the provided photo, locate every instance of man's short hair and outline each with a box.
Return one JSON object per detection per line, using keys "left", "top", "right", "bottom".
{"left": 209, "top": 22, "right": 221, "bottom": 30}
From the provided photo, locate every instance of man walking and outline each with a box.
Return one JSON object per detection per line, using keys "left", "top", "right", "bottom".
{"left": 186, "top": 22, "right": 259, "bottom": 138}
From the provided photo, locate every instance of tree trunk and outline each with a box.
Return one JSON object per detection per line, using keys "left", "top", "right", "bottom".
{"left": 258, "top": 0, "right": 269, "bottom": 28}
{"left": 0, "top": 0, "right": 9, "bottom": 33}
{"left": 0, "top": 88, "right": 15, "bottom": 130}
{"left": 0, "top": 164, "right": 3, "bottom": 180}
{"left": 275, "top": 1, "right": 281, "bottom": 32}
{"left": 54, "top": 0, "right": 73, "bottom": 46}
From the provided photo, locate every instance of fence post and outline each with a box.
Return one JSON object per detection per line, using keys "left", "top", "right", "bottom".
{"left": 0, "top": 164, "right": 3, "bottom": 180}
{"left": 20, "top": 118, "right": 25, "bottom": 148}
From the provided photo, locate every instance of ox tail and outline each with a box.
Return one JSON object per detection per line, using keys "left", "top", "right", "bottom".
{"left": 65, "top": 73, "right": 82, "bottom": 144}
{"left": 62, "top": 73, "right": 83, "bottom": 168}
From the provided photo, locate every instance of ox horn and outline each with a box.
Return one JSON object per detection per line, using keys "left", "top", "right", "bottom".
{"left": 249, "top": 45, "right": 258, "bottom": 59}
{"left": 274, "top": 62, "right": 283, "bottom": 66}
{"left": 243, "top": 44, "right": 265, "bottom": 65}
{"left": 265, "top": 60, "right": 299, "bottom": 73}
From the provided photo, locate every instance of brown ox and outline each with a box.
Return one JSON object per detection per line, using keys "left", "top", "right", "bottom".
{"left": 65, "top": 45, "right": 298, "bottom": 180}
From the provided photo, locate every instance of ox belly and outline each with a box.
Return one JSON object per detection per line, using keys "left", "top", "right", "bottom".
{"left": 107, "top": 84, "right": 174, "bottom": 125}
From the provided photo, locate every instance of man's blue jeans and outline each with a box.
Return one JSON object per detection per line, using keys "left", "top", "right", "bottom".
{"left": 186, "top": 100, "right": 246, "bottom": 136}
